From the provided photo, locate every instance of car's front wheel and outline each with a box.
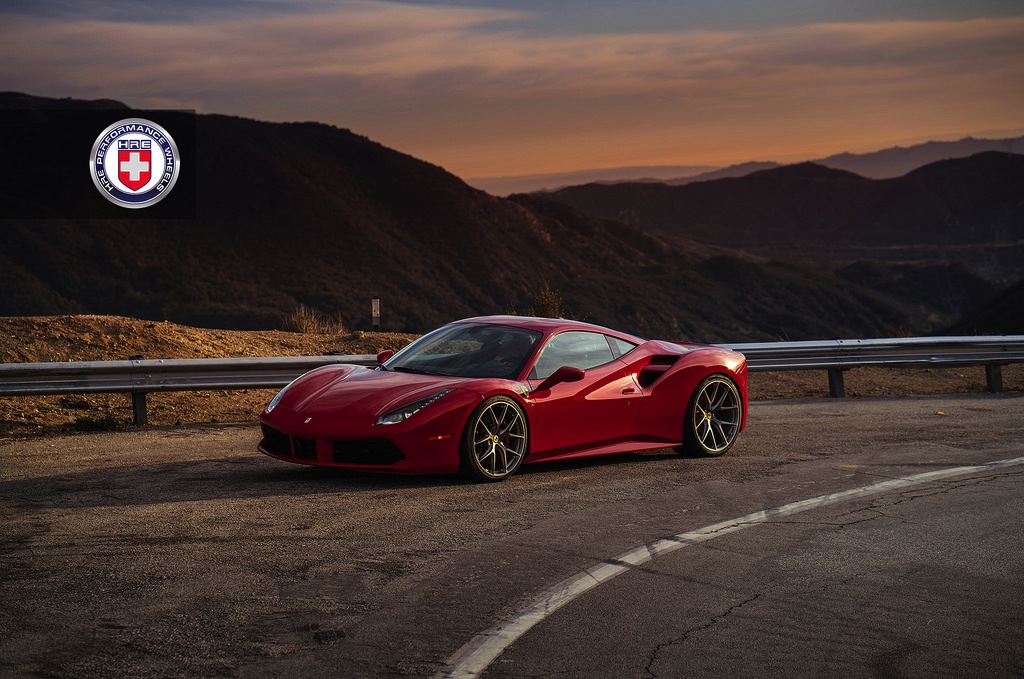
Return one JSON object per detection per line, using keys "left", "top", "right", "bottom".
{"left": 678, "top": 374, "right": 742, "bottom": 457}
{"left": 460, "top": 396, "right": 528, "bottom": 481}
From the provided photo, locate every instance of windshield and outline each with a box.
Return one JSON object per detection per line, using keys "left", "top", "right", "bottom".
{"left": 384, "top": 323, "right": 542, "bottom": 379}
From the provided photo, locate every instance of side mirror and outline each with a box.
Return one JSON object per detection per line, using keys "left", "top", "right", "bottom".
{"left": 535, "top": 365, "right": 585, "bottom": 392}
{"left": 376, "top": 349, "right": 395, "bottom": 364}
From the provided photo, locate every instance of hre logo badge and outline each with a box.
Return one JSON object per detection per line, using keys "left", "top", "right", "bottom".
{"left": 90, "top": 118, "right": 180, "bottom": 209}
{"left": 117, "top": 138, "right": 152, "bottom": 191}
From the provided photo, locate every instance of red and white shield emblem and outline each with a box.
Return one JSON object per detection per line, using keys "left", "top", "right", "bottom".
{"left": 117, "top": 148, "right": 151, "bottom": 191}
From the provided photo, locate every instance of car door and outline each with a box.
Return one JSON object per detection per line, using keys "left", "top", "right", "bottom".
{"left": 527, "top": 331, "right": 642, "bottom": 458}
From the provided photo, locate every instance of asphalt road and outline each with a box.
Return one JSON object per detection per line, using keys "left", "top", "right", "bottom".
{"left": 1, "top": 393, "right": 1022, "bottom": 678}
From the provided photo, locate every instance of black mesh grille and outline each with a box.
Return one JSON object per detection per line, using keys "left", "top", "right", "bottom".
{"left": 294, "top": 437, "right": 318, "bottom": 461}
{"left": 332, "top": 439, "right": 404, "bottom": 465}
{"left": 261, "top": 424, "right": 292, "bottom": 457}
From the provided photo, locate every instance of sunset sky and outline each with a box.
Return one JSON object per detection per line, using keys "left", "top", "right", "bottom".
{"left": 2, "top": 1, "right": 1022, "bottom": 181}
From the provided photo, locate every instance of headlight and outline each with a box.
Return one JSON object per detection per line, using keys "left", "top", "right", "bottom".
{"left": 374, "top": 389, "right": 454, "bottom": 426}
{"left": 266, "top": 379, "right": 296, "bottom": 413}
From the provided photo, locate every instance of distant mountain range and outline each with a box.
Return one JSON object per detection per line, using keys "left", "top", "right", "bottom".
{"left": 547, "top": 154, "right": 1024, "bottom": 250}
{"left": 468, "top": 165, "right": 716, "bottom": 197}
{"left": 1, "top": 93, "right": 1021, "bottom": 339}
{"left": 545, "top": 153, "right": 1024, "bottom": 334}
{"left": 814, "top": 136, "right": 1024, "bottom": 180}
{"left": 469, "top": 135, "right": 1024, "bottom": 195}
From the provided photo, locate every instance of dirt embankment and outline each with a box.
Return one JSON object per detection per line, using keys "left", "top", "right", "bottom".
{"left": 0, "top": 315, "right": 1018, "bottom": 441}
{"left": 0, "top": 316, "right": 417, "bottom": 439}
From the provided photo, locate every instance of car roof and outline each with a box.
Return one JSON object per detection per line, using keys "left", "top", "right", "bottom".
{"left": 453, "top": 315, "right": 645, "bottom": 342}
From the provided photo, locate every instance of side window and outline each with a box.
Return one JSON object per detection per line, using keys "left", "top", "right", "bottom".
{"left": 609, "top": 337, "right": 637, "bottom": 358}
{"left": 531, "top": 331, "right": 616, "bottom": 380}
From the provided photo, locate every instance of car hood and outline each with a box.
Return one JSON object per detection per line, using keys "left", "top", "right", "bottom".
{"left": 280, "top": 365, "right": 465, "bottom": 419}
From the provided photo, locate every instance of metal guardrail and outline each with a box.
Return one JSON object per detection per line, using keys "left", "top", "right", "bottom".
{"left": 0, "top": 336, "right": 1021, "bottom": 425}
{"left": 0, "top": 355, "right": 376, "bottom": 425}
{"left": 717, "top": 335, "right": 1024, "bottom": 398}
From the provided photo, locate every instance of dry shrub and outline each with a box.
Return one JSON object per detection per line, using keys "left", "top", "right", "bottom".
{"left": 528, "top": 282, "right": 565, "bottom": 318}
{"left": 281, "top": 304, "right": 346, "bottom": 334}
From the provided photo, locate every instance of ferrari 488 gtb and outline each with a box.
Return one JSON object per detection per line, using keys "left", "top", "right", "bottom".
{"left": 258, "top": 316, "right": 747, "bottom": 481}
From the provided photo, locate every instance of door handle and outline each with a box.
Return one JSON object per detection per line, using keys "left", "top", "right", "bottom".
{"left": 622, "top": 387, "right": 636, "bottom": 395}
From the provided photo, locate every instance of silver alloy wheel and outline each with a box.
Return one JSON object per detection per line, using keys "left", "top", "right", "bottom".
{"left": 688, "top": 376, "right": 741, "bottom": 455}
{"left": 468, "top": 398, "right": 528, "bottom": 479}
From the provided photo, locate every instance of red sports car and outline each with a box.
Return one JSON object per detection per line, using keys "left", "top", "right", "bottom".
{"left": 258, "top": 316, "right": 747, "bottom": 481}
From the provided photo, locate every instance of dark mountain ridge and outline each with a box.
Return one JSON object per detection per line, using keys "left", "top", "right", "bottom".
{"left": 549, "top": 153, "right": 1024, "bottom": 247}
{"left": 664, "top": 161, "right": 781, "bottom": 186}
{"left": 817, "top": 135, "right": 1024, "bottom": 179}
{"left": 475, "top": 135, "right": 1024, "bottom": 195}
{"left": 545, "top": 153, "right": 1024, "bottom": 334}
{"left": 0, "top": 93, "right": 1014, "bottom": 340}
{"left": 660, "top": 136, "right": 1024, "bottom": 187}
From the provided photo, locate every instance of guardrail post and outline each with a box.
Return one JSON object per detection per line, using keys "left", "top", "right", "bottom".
{"left": 128, "top": 354, "right": 148, "bottom": 426}
{"left": 827, "top": 368, "right": 846, "bottom": 398}
{"left": 131, "top": 392, "right": 148, "bottom": 426}
{"left": 986, "top": 365, "right": 1004, "bottom": 393}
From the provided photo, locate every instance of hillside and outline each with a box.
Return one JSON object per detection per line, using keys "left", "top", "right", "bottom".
{"left": 0, "top": 93, "right": 1016, "bottom": 340}
{"left": 0, "top": 315, "right": 417, "bottom": 438}
{"left": 545, "top": 153, "right": 1024, "bottom": 325}
{"left": 951, "top": 279, "right": 1024, "bottom": 335}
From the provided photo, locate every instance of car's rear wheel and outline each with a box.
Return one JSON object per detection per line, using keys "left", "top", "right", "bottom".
{"left": 678, "top": 374, "right": 741, "bottom": 457}
{"left": 460, "top": 396, "right": 528, "bottom": 481}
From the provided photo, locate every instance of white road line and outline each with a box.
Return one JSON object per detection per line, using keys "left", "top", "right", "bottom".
{"left": 436, "top": 455, "right": 1024, "bottom": 679}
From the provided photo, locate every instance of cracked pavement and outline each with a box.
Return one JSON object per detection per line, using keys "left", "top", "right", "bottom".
{"left": 2, "top": 393, "right": 1023, "bottom": 677}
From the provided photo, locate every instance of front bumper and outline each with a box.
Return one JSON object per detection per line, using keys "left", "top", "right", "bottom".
{"left": 256, "top": 391, "right": 482, "bottom": 474}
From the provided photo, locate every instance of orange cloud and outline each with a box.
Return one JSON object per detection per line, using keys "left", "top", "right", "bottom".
{"left": 2, "top": 5, "right": 1022, "bottom": 177}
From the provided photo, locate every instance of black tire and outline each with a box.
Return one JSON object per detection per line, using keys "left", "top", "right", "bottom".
{"left": 678, "top": 374, "right": 742, "bottom": 457}
{"left": 460, "top": 395, "right": 529, "bottom": 481}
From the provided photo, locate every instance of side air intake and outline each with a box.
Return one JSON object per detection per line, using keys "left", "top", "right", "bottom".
{"left": 637, "top": 355, "right": 679, "bottom": 388}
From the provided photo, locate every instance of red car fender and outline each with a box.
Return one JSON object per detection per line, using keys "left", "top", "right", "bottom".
{"left": 454, "top": 381, "right": 538, "bottom": 454}
{"left": 630, "top": 349, "right": 748, "bottom": 443}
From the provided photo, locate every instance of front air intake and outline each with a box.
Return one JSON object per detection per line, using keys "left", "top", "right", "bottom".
{"left": 332, "top": 440, "right": 405, "bottom": 465}
{"left": 261, "top": 423, "right": 293, "bottom": 457}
